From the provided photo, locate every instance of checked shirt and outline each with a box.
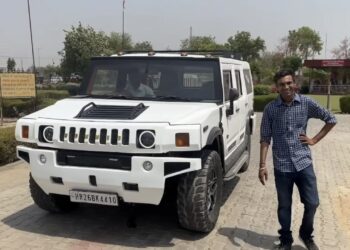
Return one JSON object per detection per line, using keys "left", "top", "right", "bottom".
{"left": 260, "top": 94, "right": 337, "bottom": 172}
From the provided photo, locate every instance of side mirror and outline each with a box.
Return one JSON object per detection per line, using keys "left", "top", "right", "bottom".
{"left": 226, "top": 88, "right": 239, "bottom": 116}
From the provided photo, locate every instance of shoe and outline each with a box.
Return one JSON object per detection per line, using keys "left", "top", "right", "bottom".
{"left": 299, "top": 236, "right": 319, "bottom": 250}
{"left": 273, "top": 242, "right": 292, "bottom": 250}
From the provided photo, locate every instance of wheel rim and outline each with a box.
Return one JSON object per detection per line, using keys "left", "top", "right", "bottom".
{"left": 207, "top": 168, "right": 218, "bottom": 213}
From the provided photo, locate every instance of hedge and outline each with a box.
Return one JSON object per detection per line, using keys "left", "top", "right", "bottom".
{"left": 254, "top": 85, "right": 272, "bottom": 95}
{"left": 340, "top": 96, "right": 350, "bottom": 113}
{"left": 254, "top": 94, "right": 278, "bottom": 112}
{"left": 0, "top": 127, "right": 17, "bottom": 166}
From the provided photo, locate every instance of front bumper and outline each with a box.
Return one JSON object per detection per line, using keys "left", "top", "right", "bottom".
{"left": 17, "top": 146, "right": 202, "bottom": 205}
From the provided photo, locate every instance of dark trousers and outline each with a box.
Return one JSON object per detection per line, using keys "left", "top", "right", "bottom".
{"left": 274, "top": 165, "right": 319, "bottom": 244}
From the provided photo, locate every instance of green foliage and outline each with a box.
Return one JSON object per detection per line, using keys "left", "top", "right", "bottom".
{"left": 225, "top": 31, "right": 265, "bottom": 61}
{"left": 303, "top": 68, "right": 330, "bottom": 83}
{"left": 0, "top": 127, "right": 17, "bottom": 166}
{"left": 59, "top": 23, "right": 111, "bottom": 77}
{"left": 37, "top": 90, "right": 70, "bottom": 100}
{"left": 133, "top": 41, "right": 153, "bottom": 51}
{"left": 180, "top": 36, "right": 222, "bottom": 51}
{"left": 340, "top": 96, "right": 350, "bottom": 113}
{"left": 282, "top": 56, "right": 302, "bottom": 72}
{"left": 254, "top": 94, "right": 278, "bottom": 111}
{"left": 254, "top": 84, "right": 272, "bottom": 95}
{"left": 250, "top": 52, "right": 284, "bottom": 83}
{"left": 2, "top": 99, "right": 35, "bottom": 117}
{"left": 107, "top": 32, "right": 133, "bottom": 53}
{"left": 7, "top": 58, "right": 16, "bottom": 72}
{"left": 55, "top": 84, "right": 80, "bottom": 95}
{"left": 284, "top": 27, "right": 322, "bottom": 59}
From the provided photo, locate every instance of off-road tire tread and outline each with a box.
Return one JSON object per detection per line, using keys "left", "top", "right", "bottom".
{"left": 29, "top": 174, "right": 76, "bottom": 213}
{"left": 177, "top": 150, "right": 223, "bottom": 232}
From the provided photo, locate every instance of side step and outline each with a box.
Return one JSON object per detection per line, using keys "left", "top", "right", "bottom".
{"left": 223, "top": 151, "right": 249, "bottom": 181}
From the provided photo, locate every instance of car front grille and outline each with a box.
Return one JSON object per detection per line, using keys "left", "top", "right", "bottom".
{"left": 58, "top": 126, "right": 130, "bottom": 145}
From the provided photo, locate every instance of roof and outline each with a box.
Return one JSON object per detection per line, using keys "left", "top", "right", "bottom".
{"left": 304, "top": 59, "right": 350, "bottom": 68}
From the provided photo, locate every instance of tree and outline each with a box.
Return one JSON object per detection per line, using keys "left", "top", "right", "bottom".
{"left": 133, "top": 41, "right": 153, "bottom": 51}
{"left": 281, "top": 27, "right": 322, "bottom": 59}
{"left": 332, "top": 38, "right": 350, "bottom": 59}
{"left": 250, "top": 52, "right": 284, "bottom": 84}
{"left": 7, "top": 58, "right": 16, "bottom": 72}
{"left": 180, "top": 36, "right": 222, "bottom": 51}
{"left": 108, "top": 32, "right": 133, "bottom": 53}
{"left": 282, "top": 56, "right": 303, "bottom": 72}
{"left": 225, "top": 31, "right": 265, "bottom": 61}
{"left": 59, "top": 23, "right": 110, "bottom": 77}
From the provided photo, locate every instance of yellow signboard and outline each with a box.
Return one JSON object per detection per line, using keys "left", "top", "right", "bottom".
{"left": 0, "top": 73, "right": 36, "bottom": 98}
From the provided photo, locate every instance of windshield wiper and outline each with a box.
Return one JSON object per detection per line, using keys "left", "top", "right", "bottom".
{"left": 75, "top": 94, "right": 128, "bottom": 99}
{"left": 154, "top": 95, "right": 192, "bottom": 102}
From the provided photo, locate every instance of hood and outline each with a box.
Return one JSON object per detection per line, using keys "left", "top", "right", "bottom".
{"left": 24, "top": 98, "right": 220, "bottom": 125}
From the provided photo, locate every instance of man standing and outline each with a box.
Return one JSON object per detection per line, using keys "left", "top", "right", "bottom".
{"left": 259, "top": 69, "right": 336, "bottom": 250}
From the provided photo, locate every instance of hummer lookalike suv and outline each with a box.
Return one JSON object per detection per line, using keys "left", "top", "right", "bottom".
{"left": 16, "top": 52, "right": 256, "bottom": 232}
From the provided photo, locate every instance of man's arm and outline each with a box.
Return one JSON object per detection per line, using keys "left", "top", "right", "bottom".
{"left": 299, "top": 123, "right": 336, "bottom": 146}
{"left": 259, "top": 142, "right": 269, "bottom": 185}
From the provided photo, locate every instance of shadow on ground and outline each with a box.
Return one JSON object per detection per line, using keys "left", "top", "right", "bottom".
{"left": 2, "top": 177, "right": 241, "bottom": 248}
{"left": 218, "top": 227, "right": 307, "bottom": 250}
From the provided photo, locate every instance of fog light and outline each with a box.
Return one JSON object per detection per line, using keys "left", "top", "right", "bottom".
{"left": 143, "top": 161, "right": 153, "bottom": 171}
{"left": 39, "top": 154, "right": 47, "bottom": 164}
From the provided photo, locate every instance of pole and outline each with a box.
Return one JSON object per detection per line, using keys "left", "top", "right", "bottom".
{"left": 326, "top": 80, "right": 331, "bottom": 110}
{"left": 324, "top": 33, "right": 328, "bottom": 58}
{"left": 0, "top": 77, "right": 3, "bottom": 126}
{"left": 27, "top": 0, "right": 37, "bottom": 111}
{"left": 122, "top": 0, "right": 125, "bottom": 50}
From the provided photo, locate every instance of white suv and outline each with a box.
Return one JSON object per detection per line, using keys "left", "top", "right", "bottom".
{"left": 16, "top": 52, "right": 256, "bottom": 232}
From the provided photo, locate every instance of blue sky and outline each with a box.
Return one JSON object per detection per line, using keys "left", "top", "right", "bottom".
{"left": 1, "top": 0, "right": 349, "bottom": 69}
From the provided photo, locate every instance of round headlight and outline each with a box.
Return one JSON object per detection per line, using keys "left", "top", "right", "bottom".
{"left": 139, "top": 131, "right": 155, "bottom": 149}
{"left": 43, "top": 126, "right": 54, "bottom": 143}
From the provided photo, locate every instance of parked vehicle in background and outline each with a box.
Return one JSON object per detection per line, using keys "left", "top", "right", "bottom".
{"left": 15, "top": 51, "right": 256, "bottom": 232}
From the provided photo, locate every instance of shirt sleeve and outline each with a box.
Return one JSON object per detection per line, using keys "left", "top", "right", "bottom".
{"left": 307, "top": 97, "right": 337, "bottom": 124}
{"left": 260, "top": 105, "right": 272, "bottom": 144}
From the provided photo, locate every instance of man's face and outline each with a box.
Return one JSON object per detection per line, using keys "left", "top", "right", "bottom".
{"left": 276, "top": 75, "right": 297, "bottom": 101}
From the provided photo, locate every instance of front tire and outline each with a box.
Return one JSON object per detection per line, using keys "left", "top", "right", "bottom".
{"left": 176, "top": 150, "right": 223, "bottom": 232}
{"left": 29, "top": 174, "right": 77, "bottom": 213}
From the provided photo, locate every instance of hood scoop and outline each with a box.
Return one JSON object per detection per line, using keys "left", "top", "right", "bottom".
{"left": 75, "top": 102, "right": 148, "bottom": 120}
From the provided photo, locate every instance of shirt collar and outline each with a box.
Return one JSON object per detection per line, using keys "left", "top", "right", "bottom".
{"left": 277, "top": 93, "right": 301, "bottom": 106}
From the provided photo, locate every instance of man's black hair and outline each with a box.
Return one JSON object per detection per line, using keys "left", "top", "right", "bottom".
{"left": 274, "top": 69, "right": 295, "bottom": 83}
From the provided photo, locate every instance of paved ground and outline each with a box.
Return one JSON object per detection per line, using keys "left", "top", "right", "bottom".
{"left": 0, "top": 113, "right": 349, "bottom": 250}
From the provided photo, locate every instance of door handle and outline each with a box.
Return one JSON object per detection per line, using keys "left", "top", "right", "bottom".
{"left": 245, "top": 103, "right": 248, "bottom": 106}
{"left": 235, "top": 108, "right": 240, "bottom": 112}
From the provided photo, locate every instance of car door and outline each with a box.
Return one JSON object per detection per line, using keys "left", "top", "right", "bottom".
{"left": 233, "top": 66, "right": 247, "bottom": 145}
{"left": 221, "top": 64, "right": 241, "bottom": 162}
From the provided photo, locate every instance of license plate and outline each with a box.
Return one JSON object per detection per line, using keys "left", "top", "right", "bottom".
{"left": 69, "top": 190, "right": 118, "bottom": 206}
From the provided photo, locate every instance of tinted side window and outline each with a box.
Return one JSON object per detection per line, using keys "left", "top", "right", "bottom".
{"left": 235, "top": 70, "right": 243, "bottom": 96}
{"left": 223, "top": 71, "right": 232, "bottom": 101}
{"left": 243, "top": 69, "right": 253, "bottom": 94}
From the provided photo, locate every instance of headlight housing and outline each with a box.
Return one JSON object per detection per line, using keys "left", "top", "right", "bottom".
{"left": 137, "top": 130, "right": 155, "bottom": 149}
{"left": 39, "top": 125, "right": 54, "bottom": 143}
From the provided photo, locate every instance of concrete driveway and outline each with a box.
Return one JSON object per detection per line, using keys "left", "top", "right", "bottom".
{"left": 0, "top": 113, "right": 349, "bottom": 249}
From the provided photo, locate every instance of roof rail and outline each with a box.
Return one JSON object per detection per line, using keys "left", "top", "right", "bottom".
{"left": 118, "top": 50, "right": 243, "bottom": 60}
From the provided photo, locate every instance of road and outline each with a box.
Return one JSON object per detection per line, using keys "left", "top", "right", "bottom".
{"left": 0, "top": 113, "right": 349, "bottom": 249}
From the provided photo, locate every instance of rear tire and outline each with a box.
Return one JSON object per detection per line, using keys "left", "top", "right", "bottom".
{"left": 176, "top": 150, "right": 223, "bottom": 232}
{"left": 29, "top": 174, "right": 77, "bottom": 213}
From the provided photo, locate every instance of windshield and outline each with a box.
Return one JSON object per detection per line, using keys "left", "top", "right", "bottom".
{"left": 80, "top": 57, "right": 222, "bottom": 103}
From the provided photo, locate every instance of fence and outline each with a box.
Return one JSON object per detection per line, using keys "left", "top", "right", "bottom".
{"left": 310, "top": 85, "right": 350, "bottom": 95}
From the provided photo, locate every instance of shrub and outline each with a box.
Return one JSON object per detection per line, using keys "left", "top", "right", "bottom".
{"left": 0, "top": 127, "right": 17, "bottom": 166}
{"left": 254, "top": 85, "right": 272, "bottom": 95}
{"left": 56, "top": 84, "right": 80, "bottom": 96}
{"left": 254, "top": 94, "right": 278, "bottom": 112}
{"left": 37, "top": 90, "right": 70, "bottom": 100}
{"left": 300, "top": 85, "right": 309, "bottom": 94}
{"left": 2, "top": 99, "right": 35, "bottom": 117}
{"left": 340, "top": 96, "right": 350, "bottom": 113}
